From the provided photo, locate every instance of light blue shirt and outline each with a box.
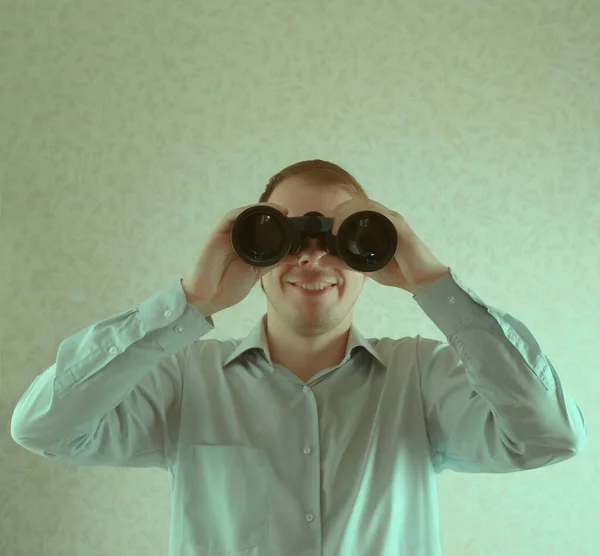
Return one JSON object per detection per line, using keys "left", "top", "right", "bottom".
{"left": 11, "top": 269, "right": 587, "bottom": 556}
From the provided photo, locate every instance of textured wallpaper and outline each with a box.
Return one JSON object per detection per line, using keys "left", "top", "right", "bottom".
{"left": 1, "top": 0, "right": 599, "bottom": 554}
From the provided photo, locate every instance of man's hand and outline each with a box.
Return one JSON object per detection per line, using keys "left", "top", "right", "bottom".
{"left": 324, "top": 198, "right": 450, "bottom": 295}
{"left": 181, "top": 202, "right": 298, "bottom": 317}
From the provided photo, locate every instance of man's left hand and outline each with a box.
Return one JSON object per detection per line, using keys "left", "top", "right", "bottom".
{"left": 326, "top": 198, "right": 451, "bottom": 296}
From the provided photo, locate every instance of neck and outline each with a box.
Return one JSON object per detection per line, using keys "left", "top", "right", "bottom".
{"left": 264, "top": 312, "right": 352, "bottom": 381}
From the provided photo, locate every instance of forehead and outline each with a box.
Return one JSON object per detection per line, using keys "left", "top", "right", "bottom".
{"left": 268, "top": 176, "right": 354, "bottom": 217}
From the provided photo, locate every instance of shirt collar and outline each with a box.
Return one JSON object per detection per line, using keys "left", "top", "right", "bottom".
{"left": 223, "top": 314, "right": 386, "bottom": 370}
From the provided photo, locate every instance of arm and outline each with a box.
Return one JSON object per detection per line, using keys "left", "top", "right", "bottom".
{"left": 414, "top": 271, "right": 587, "bottom": 473}
{"left": 10, "top": 279, "right": 215, "bottom": 469}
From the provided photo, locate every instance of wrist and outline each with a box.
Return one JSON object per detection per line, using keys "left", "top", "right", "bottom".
{"left": 181, "top": 280, "right": 216, "bottom": 318}
{"left": 410, "top": 266, "right": 451, "bottom": 295}
{"left": 193, "top": 303, "right": 214, "bottom": 319}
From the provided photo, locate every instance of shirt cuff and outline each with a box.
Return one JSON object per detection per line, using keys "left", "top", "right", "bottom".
{"left": 137, "top": 278, "right": 215, "bottom": 355}
{"left": 413, "top": 269, "right": 491, "bottom": 337}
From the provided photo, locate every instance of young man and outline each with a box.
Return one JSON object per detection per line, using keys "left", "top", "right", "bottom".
{"left": 11, "top": 160, "right": 587, "bottom": 556}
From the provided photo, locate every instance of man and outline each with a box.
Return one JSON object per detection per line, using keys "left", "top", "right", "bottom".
{"left": 11, "top": 160, "right": 587, "bottom": 556}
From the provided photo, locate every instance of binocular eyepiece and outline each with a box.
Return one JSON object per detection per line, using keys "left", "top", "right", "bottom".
{"left": 230, "top": 205, "right": 398, "bottom": 272}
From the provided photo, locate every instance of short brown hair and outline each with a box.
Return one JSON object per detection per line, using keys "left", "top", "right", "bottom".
{"left": 258, "top": 159, "right": 369, "bottom": 203}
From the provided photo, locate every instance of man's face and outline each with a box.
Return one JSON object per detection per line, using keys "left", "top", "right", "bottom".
{"left": 260, "top": 177, "right": 368, "bottom": 336}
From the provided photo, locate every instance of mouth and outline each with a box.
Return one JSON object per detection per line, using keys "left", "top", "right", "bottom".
{"left": 287, "top": 283, "right": 338, "bottom": 297}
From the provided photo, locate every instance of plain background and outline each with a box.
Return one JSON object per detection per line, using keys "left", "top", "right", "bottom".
{"left": 1, "top": 0, "right": 599, "bottom": 554}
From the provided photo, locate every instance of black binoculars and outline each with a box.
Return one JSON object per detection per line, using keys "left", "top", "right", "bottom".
{"left": 230, "top": 205, "right": 398, "bottom": 272}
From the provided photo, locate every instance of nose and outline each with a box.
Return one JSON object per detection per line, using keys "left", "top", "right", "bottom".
{"left": 296, "top": 237, "right": 328, "bottom": 267}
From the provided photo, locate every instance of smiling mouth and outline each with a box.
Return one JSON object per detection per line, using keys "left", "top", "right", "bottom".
{"left": 288, "top": 283, "right": 337, "bottom": 295}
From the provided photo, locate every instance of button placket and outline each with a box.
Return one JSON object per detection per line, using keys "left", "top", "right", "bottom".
{"left": 301, "top": 383, "right": 316, "bottom": 526}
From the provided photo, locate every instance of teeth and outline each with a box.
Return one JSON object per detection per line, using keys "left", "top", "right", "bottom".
{"left": 294, "top": 283, "right": 334, "bottom": 291}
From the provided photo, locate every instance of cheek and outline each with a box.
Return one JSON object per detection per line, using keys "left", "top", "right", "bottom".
{"left": 340, "top": 275, "right": 363, "bottom": 296}
{"left": 264, "top": 272, "right": 285, "bottom": 292}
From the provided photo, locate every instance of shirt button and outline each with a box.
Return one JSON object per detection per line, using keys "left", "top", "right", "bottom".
{"left": 164, "top": 309, "right": 172, "bottom": 318}
{"left": 173, "top": 325, "right": 184, "bottom": 333}
{"left": 303, "top": 386, "right": 310, "bottom": 393}
{"left": 303, "top": 446, "right": 312, "bottom": 455}
{"left": 109, "top": 346, "right": 117, "bottom": 355}
{"left": 305, "top": 514, "right": 314, "bottom": 522}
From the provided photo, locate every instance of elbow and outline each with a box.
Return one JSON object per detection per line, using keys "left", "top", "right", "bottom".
{"left": 536, "top": 404, "right": 589, "bottom": 462}
{"left": 565, "top": 423, "right": 588, "bottom": 457}
{"left": 10, "top": 415, "right": 34, "bottom": 450}
{"left": 10, "top": 409, "right": 45, "bottom": 451}
{"left": 560, "top": 405, "right": 589, "bottom": 457}
{"left": 508, "top": 418, "right": 588, "bottom": 470}
{"left": 535, "top": 420, "right": 589, "bottom": 466}
{"left": 10, "top": 411, "right": 26, "bottom": 445}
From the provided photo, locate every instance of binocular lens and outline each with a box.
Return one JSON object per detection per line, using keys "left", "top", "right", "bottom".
{"left": 339, "top": 215, "right": 394, "bottom": 269}
{"left": 235, "top": 213, "right": 286, "bottom": 263}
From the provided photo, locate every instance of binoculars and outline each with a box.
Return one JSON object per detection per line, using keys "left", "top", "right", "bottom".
{"left": 230, "top": 205, "right": 398, "bottom": 272}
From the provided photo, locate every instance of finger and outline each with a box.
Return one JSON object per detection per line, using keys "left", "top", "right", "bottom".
{"left": 212, "top": 205, "right": 254, "bottom": 234}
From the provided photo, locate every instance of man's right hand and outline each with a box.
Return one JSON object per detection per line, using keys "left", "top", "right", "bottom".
{"left": 181, "top": 202, "right": 297, "bottom": 318}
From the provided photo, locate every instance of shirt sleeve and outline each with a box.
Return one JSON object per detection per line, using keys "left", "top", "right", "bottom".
{"left": 413, "top": 269, "right": 588, "bottom": 474}
{"left": 10, "top": 278, "right": 215, "bottom": 470}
